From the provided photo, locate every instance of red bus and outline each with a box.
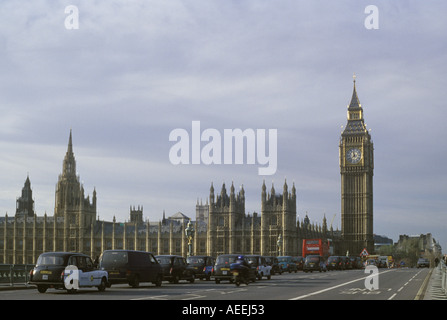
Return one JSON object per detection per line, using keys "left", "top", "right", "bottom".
{"left": 302, "top": 239, "right": 330, "bottom": 258}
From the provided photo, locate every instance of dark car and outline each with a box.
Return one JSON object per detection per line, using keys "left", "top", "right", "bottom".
{"left": 156, "top": 255, "right": 195, "bottom": 283}
{"left": 417, "top": 258, "right": 430, "bottom": 268}
{"left": 303, "top": 255, "right": 326, "bottom": 273}
{"left": 327, "top": 256, "right": 343, "bottom": 270}
{"left": 213, "top": 254, "right": 238, "bottom": 283}
{"left": 29, "top": 252, "right": 108, "bottom": 293}
{"left": 350, "top": 256, "right": 363, "bottom": 269}
{"left": 213, "top": 254, "right": 256, "bottom": 284}
{"left": 293, "top": 256, "right": 305, "bottom": 270}
{"left": 99, "top": 250, "right": 163, "bottom": 288}
{"left": 277, "top": 256, "right": 297, "bottom": 273}
{"left": 265, "top": 256, "right": 282, "bottom": 275}
{"left": 340, "top": 256, "right": 351, "bottom": 269}
{"left": 187, "top": 255, "right": 215, "bottom": 280}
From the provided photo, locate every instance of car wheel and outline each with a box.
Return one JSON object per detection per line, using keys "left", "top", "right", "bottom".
{"left": 131, "top": 275, "right": 140, "bottom": 288}
{"left": 215, "top": 279, "right": 220, "bottom": 284}
{"left": 189, "top": 274, "right": 195, "bottom": 284}
{"left": 154, "top": 275, "right": 162, "bottom": 287}
{"left": 173, "top": 275, "right": 180, "bottom": 284}
{"left": 97, "top": 277, "right": 107, "bottom": 292}
{"left": 37, "top": 285, "right": 47, "bottom": 293}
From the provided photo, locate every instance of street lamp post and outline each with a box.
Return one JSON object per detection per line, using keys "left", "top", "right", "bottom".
{"left": 277, "top": 234, "right": 283, "bottom": 257}
{"left": 185, "top": 220, "right": 195, "bottom": 257}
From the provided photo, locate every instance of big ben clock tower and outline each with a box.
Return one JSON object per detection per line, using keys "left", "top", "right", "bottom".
{"left": 340, "top": 76, "right": 374, "bottom": 255}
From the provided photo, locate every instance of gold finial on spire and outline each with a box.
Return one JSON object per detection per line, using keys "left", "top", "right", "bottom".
{"left": 353, "top": 73, "right": 357, "bottom": 84}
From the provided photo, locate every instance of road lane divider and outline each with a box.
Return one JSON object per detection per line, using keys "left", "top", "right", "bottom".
{"left": 289, "top": 269, "right": 395, "bottom": 300}
{"left": 414, "top": 268, "right": 433, "bottom": 300}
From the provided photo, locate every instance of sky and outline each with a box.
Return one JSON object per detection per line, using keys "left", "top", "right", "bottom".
{"left": 0, "top": 1, "right": 446, "bottom": 253}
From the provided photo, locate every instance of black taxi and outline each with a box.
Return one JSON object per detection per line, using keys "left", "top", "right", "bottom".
{"left": 29, "top": 252, "right": 108, "bottom": 293}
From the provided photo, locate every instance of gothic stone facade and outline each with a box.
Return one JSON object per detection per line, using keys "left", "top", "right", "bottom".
{"left": 0, "top": 134, "right": 334, "bottom": 264}
{"left": 0, "top": 182, "right": 330, "bottom": 264}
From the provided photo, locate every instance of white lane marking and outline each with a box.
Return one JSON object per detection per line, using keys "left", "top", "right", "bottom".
{"left": 289, "top": 269, "right": 395, "bottom": 300}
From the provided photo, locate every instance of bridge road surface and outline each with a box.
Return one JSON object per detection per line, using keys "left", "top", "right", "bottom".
{"left": 0, "top": 268, "right": 429, "bottom": 300}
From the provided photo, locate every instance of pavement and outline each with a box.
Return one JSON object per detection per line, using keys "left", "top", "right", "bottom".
{"left": 423, "top": 265, "right": 447, "bottom": 300}
{"left": 0, "top": 283, "right": 32, "bottom": 291}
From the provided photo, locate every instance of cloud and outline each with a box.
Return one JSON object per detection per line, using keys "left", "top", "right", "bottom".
{"left": 0, "top": 1, "right": 446, "bottom": 251}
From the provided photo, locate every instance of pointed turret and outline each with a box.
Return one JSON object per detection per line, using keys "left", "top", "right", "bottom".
{"left": 292, "top": 182, "right": 296, "bottom": 199}
{"left": 16, "top": 175, "right": 35, "bottom": 217}
{"left": 209, "top": 182, "right": 215, "bottom": 204}
{"left": 323, "top": 214, "right": 328, "bottom": 235}
{"left": 348, "top": 75, "right": 361, "bottom": 110}
{"left": 342, "top": 75, "right": 368, "bottom": 136}
{"left": 67, "top": 129, "right": 73, "bottom": 154}
{"left": 62, "top": 129, "right": 76, "bottom": 177}
{"left": 240, "top": 184, "right": 245, "bottom": 198}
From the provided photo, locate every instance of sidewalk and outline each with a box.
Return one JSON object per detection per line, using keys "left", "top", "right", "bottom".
{"left": 423, "top": 265, "right": 447, "bottom": 300}
{"left": 0, "top": 283, "right": 33, "bottom": 291}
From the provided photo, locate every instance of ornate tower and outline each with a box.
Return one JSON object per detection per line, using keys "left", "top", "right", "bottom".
{"left": 339, "top": 77, "right": 374, "bottom": 255}
{"left": 207, "top": 182, "right": 245, "bottom": 256}
{"left": 129, "top": 205, "right": 143, "bottom": 224}
{"left": 54, "top": 130, "right": 97, "bottom": 251}
{"left": 15, "top": 175, "right": 35, "bottom": 217}
{"left": 260, "top": 180, "right": 297, "bottom": 256}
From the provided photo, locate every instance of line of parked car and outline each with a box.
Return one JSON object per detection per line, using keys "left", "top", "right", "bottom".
{"left": 326, "top": 255, "right": 364, "bottom": 270}
{"left": 27, "top": 250, "right": 370, "bottom": 294}
{"left": 28, "top": 250, "right": 293, "bottom": 293}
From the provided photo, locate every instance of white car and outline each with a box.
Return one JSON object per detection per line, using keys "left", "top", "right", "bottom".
{"left": 246, "top": 255, "right": 272, "bottom": 280}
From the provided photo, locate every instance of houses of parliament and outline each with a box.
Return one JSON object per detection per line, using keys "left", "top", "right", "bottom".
{"left": 0, "top": 80, "right": 373, "bottom": 264}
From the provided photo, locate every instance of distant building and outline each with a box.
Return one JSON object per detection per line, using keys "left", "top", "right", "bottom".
{"left": 396, "top": 233, "right": 442, "bottom": 255}
{"left": 374, "top": 234, "right": 393, "bottom": 251}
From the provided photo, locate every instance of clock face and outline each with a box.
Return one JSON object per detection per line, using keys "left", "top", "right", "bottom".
{"left": 346, "top": 148, "right": 362, "bottom": 164}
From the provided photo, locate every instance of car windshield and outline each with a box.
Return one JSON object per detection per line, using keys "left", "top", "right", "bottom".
{"left": 36, "top": 254, "right": 65, "bottom": 266}
{"left": 216, "top": 256, "right": 237, "bottom": 265}
{"left": 278, "top": 257, "right": 290, "bottom": 263}
{"left": 328, "top": 257, "right": 338, "bottom": 262}
{"left": 187, "top": 257, "right": 205, "bottom": 265}
{"left": 100, "top": 251, "right": 128, "bottom": 268}
{"left": 306, "top": 256, "right": 319, "bottom": 262}
{"left": 157, "top": 257, "right": 172, "bottom": 265}
{"left": 246, "top": 257, "right": 258, "bottom": 264}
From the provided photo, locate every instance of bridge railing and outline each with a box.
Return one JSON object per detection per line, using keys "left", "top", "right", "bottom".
{"left": 0, "top": 264, "right": 35, "bottom": 287}
{"left": 441, "top": 260, "right": 447, "bottom": 295}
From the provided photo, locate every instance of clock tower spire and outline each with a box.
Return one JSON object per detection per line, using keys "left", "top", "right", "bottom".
{"left": 339, "top": 76, "right": 374, "bottom": 255}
